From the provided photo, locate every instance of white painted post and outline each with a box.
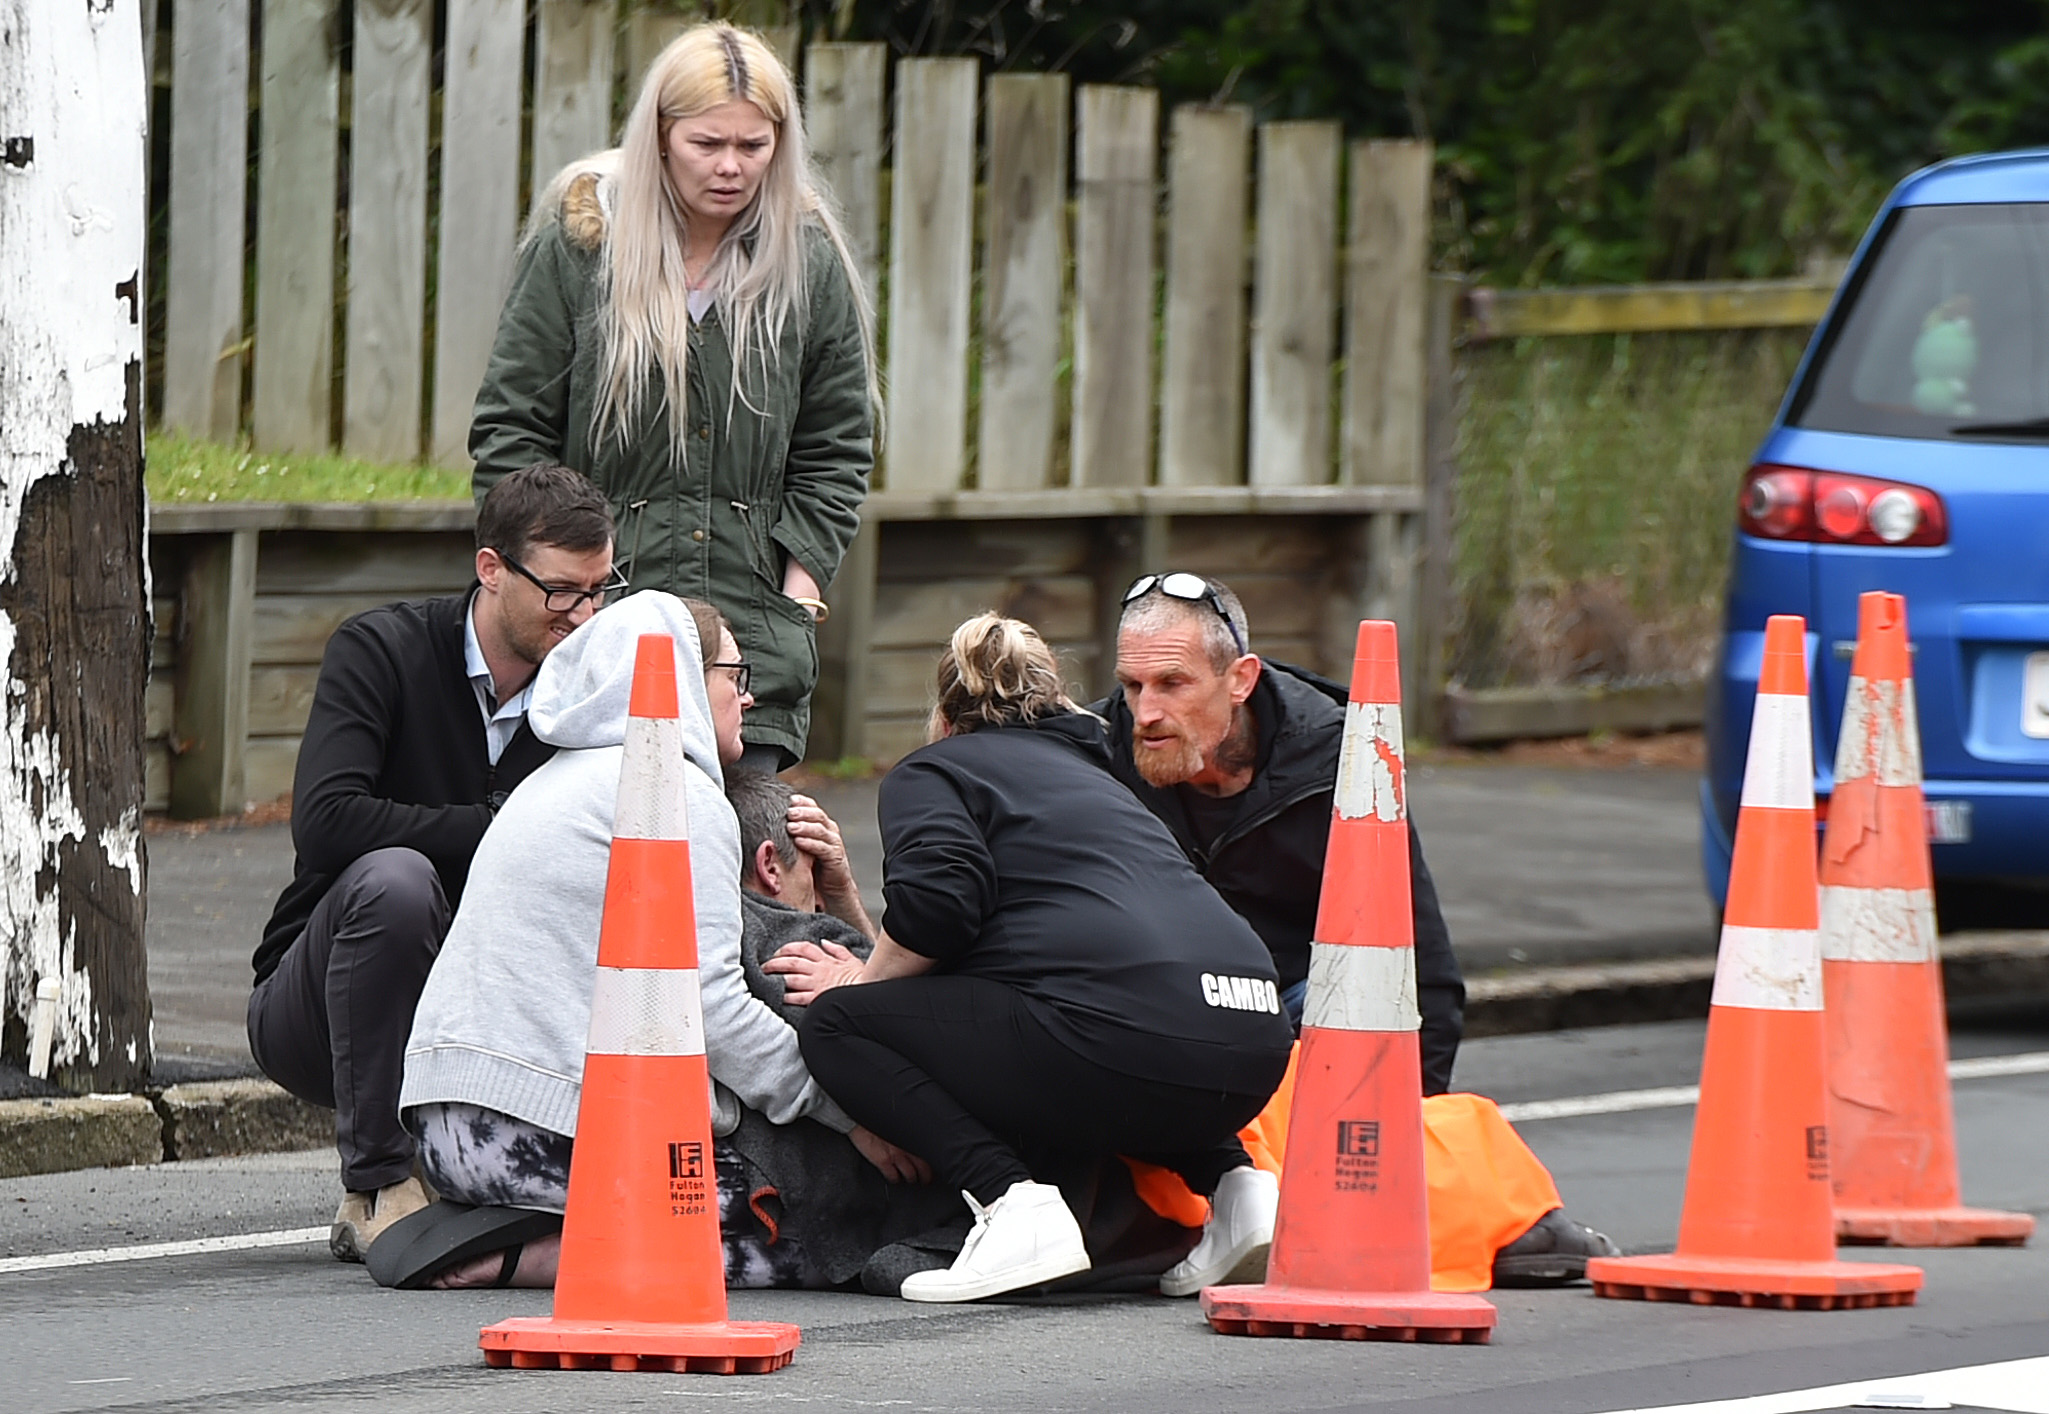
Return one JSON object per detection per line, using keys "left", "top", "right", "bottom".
{"left": 0, "top": 0, "right": 154, "bottom": 1090}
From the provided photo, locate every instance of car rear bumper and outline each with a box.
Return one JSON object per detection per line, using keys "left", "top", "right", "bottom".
{"left": 1700, "top": 773, "right": 2049, "bottom": 908}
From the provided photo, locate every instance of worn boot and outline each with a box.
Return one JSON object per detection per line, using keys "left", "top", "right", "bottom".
{"left": 1490, "top": 1208, "right": 1621, "bottom": 1287}
{"left": 899, "top": 1181, "right": 1090, "bottom": 1303}
{"left": 330, "top": 1175, "right": 434, "bottom": 1263}
{"left": 1158, "top": 1165, "right": 1278, "bottom": 1297}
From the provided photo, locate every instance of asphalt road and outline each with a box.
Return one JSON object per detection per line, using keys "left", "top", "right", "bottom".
{"left": 140, "top": 761, "right": 1717, "bottom": 1075}
{"left": 7, "top": 1011, "right": 2046, "bottom": 1414}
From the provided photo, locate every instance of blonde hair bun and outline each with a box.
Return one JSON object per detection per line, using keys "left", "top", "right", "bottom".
{"left": 929, "top": 613, "right": 1082, "bottom": 738}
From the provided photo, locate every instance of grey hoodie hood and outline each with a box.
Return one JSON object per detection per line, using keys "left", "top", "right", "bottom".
{"left": 403, "top": 591, "right": 853, "bottom": 1141}
{"left": 528, "top": 591, "right": 722, "bottom": 782}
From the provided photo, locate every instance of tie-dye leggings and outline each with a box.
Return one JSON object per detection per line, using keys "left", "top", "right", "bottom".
{"left": 409, "top": 1100, "right": 821, "bottom": 1288}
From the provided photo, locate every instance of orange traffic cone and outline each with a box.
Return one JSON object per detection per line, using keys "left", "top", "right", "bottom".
{"left": 1822, "top": 592, "right": 2032, "bottom": 1248}
{"left": 1202, "top": 621, "right": 1498, "bottom": 1344}
{"left": 1588, "top": 615, "right": 1922, "bottom": 1309}
{"left": 482, "top": 634, "right": 802, "bottom": 1373}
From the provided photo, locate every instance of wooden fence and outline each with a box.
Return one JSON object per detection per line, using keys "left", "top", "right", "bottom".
{"left": 143, "top": 270, "right": 1843, "bottom": 812}
{"left": 151, "top": 15, "right": 1433, "bottom": 498}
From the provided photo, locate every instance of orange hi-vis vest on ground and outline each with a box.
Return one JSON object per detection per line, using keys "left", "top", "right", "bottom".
{"left": 1128, "top": 1043, "right": 1561, "bottom": 1291}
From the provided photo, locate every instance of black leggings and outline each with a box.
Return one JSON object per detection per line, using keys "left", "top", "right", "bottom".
{"left": 798, "top": 975, "right": 1270, "bottom": 1205}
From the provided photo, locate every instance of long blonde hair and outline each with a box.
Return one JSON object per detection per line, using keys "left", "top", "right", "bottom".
{"left": 928, "top": 614, "right": 1085, "bottom": 740}
{"left": 530, "top": 23, "right": 879, "bottom": 465}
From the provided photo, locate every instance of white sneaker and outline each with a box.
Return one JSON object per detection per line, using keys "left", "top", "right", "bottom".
{"left": 1158, "top": 1166, "right": 1278, "bottom": 1297}
{"left": 899, "top": 1181, "right": 1091, "bottom": 1303}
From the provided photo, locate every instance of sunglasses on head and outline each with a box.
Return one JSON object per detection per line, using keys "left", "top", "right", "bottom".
{"left": 1122, "top": 572, "right": 1246, "bottom": 655}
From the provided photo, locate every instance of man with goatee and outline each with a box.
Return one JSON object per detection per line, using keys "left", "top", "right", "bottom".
{"left": 1093, "top": 573, "right": 1464, "bottom": 1095}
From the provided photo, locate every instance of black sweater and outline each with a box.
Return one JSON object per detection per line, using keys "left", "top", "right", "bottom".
{"left": 253, "top": 592, "right": 555, "bottom": 982}
{"left": 877, "top": 712, "right": 1295, "bottom": 1096}
{"left": 1094, "top": 662, "right": 1466, "bottom": 1095}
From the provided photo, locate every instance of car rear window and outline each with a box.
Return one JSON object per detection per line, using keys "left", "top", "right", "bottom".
{"left": 1790, "top": 202, "right": 2049, "bottom": 442}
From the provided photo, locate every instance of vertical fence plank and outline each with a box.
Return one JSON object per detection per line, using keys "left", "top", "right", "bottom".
{"left": 884, "top": 58, "right": 977, "bottom": 492}
{"left": 1070, "top": 85, "right": 1157, "bottom": 489}
{"left": 429, "top": 0, "right": 526, "bottom": 467}
{"left": 1249, "top": 121, "right": 1340, "bottom": 486}
{"left": 624, "top": 9, "right": 688, "bottom": 96}
{"left": 977, "top": 73, "right": 1068, "bottom": 492}
{"left": 1158, "top": 105, "right": 1250, "bottom": 487}
{"left": 343, "top": 0, "right": 430, "bottom": 463}
{"left": 805, "top": 42, "right": 885, "bottom": 305}
{"left": 251, "top": 0, "right": 339, "bottom": 453}
{"left": 530, "top": 0, "right": 615, "bottom": 193}
{"left": 760, "top": 22, "right": 798, "bottom": 72}
{"left": 170, "top": 530, "right": 257, "bottom": 819}
{"left": 1418, "top": 274, "right": 1462, "bottom": 734}
{"left": 163, "top": 0, "right": 250, "bottom": 439}
{"left": 1341, "top": 139, "right": 1432, "bottom": 487}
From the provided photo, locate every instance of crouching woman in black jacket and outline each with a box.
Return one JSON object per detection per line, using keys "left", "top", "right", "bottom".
{"left": 773, "top": 613, "right": 1295, "bottom": 1303}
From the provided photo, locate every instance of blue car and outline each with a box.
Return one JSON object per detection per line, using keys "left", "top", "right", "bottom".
{"left": 1704, "top": 149, "right": 2049, "bottom": 915}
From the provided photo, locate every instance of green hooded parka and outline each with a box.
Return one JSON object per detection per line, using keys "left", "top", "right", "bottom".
{"left": 470, "top": 172, "right": 874, "bottom": 762}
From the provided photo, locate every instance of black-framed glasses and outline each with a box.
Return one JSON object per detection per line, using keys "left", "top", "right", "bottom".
{"left": 494, "top": 549, "right": 629, "bottom": 613}
{"left": 710, "top": 659, "right": 752, "bottom": 696}
{"left": 1122, "top": 572, "right": 1247, "bottom": 655}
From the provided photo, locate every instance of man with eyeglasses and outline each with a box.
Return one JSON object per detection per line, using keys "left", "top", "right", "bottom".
{"left": 249, "top": 463, "right": 618, "bottom": 1266}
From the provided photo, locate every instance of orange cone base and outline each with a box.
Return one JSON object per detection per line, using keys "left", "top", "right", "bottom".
{"left": 1201, "top": 1285, "right": 1497, "bottom": 1344}
{"left": 1836, "top": 1205, "right": 2034, "bottom": 1248}
{"left": 480, "top": 1318, "right": 801, "bottom": 1374}
{"left": 1587, "top": 1254, "right": 1921, "bottom": 1310}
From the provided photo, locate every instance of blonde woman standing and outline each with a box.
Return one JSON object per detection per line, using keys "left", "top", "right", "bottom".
{"left": 470, "top": 23, "right": 877, "bottom": 771}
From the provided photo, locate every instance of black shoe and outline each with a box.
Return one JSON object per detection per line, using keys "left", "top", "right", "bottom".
{"left": 1491, "top": 1208, "right": 1621, "bottom": 1288}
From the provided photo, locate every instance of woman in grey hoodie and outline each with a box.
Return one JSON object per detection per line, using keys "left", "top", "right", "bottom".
{"left": 398, "top": 590, "right": 901, "bottom": 1286}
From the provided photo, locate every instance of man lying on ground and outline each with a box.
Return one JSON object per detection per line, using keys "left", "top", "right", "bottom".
{"left": 384, "top": 593, "right": 945, "bottom": 1290}
{"left": 247, "top": 464, "right": 618, "bottom": 1265}
{"left": 1099, "top": 573, "right": 1620, "bottom": 1287}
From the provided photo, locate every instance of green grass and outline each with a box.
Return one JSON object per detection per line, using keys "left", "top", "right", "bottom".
{"left": 146, "top": 432, "right": 469, "bottom": 504}
{"left": 1450, "top": 328, "right": 1810, "bottom": 689}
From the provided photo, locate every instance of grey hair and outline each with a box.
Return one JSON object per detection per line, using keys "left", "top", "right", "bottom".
{"left": 725, "top": 766, "right": 797, "bottom": 874}
{"left": 1118, "top": 576, "right": 1251, "bottom": 674}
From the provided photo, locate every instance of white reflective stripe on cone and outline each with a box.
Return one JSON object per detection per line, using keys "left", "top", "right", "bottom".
{"left": 1832, "top": 675, "right": 1923, "bottom": 787}
{"left": 1333, "top": 701, "right": 1405, "bottom": 823}
{"left": 1739, "top": 692, "right": 1816, "bottom": 811}
{"left": 1710, "top": 925, "right": 1824, "bottom": 1011}
{"left": 613, "top": 714, "right": 690, "bottom": 841}
{"left": 1820, "top": 885, "right": 1939, "bottom": 963}
{"left": 1303, "top": 942, "right": 1421, "bottom": 1033}
{"left": 586, "top": 966, "right": 706, "bottom": 1056}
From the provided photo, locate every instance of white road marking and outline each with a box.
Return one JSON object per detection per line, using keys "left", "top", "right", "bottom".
{"left": 6, "top": 1051, "right": 2046, "bottom": 1279}
{"left": 1497, "top": 1050, "right": 2049, "bottom": 1125}
{"left": 1500, "top": 1085, "right": 1704, "bottom": 1124}
{"left": 1587, "top": 1352, "right": 2049, "bottom": 1414}
{"left": 0, "top": 1226, "right": 327, "bottom": 1275}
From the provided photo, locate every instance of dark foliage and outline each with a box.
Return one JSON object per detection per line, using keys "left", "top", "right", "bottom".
{"left": 802, "top": 0, "right": 2049, "bottom": 283}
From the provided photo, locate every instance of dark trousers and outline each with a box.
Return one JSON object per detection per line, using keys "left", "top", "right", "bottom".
{"left": 799, "top": 975, "right": 1266, "bottom": 1206}
{"left": 247, "top": 848, "right": 449, "bottom": 1192}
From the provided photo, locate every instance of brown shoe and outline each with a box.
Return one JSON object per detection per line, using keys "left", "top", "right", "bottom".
{"left": 330, "top": 1177, "right": 434, "bottom": 1263}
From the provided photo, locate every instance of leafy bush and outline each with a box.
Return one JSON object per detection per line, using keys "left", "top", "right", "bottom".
{"left": 823, "top": 0, "right": 2049, "bottom": 284}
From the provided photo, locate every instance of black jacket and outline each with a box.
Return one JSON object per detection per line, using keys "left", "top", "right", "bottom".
{"left": 253, "top": 592, "right": 555, "bottom": 982}
{"left": 878, "top": 712, "right": 1295, "bottom": 1096}
{"left": 1093, "top": 662, "right": 1465, "bottom": 1094}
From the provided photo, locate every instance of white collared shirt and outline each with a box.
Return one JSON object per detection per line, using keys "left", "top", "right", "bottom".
{"left": 464, "top": 599, "right": 534, "bottom": 766}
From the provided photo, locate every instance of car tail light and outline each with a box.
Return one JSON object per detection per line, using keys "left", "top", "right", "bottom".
{"left": 1737, "top": 465, "right": 1948, "bottom": 547}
